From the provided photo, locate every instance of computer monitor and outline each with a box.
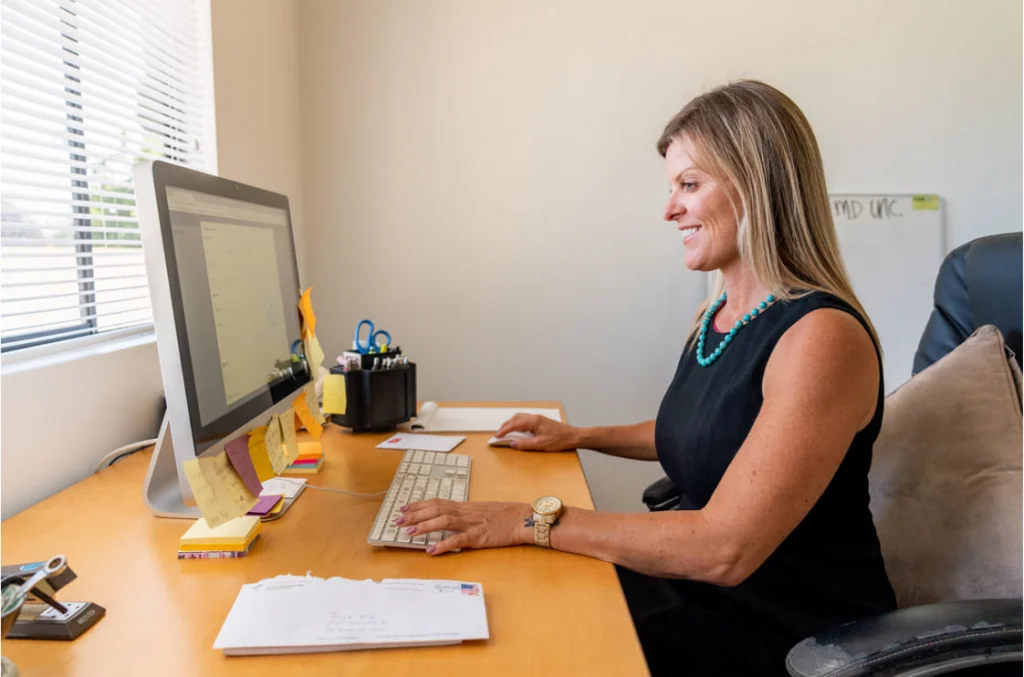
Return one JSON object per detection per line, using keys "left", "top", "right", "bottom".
{"left": 133, "top": 161, "right": 310, "bottom": 518}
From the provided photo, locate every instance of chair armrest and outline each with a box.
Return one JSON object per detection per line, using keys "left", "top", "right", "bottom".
{"left": 786, "top": 598, "right": 1022, "bottom": 677}
{"left": 642, "top": 476, "right": 681, "bottom": 511}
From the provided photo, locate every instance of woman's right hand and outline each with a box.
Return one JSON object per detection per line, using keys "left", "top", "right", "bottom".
{"left": 494, "top": 414, "right": 580, "bottom": 451}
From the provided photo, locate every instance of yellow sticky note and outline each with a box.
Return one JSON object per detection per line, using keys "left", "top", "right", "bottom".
{"left": 306, "top": 381, "right": 327, "bottom": 425}
{"left": 305, "top": 333, "right": 325, "bottom": 373}
{"left": 298, "top": 288, "right": 316, "bottom": 339}
{"left": 279, "top": 411, "right": 300, "bottom": 464}
{"left": 293, "top": 392, "right": 323, "bottom": 440}
{"left": 266, "top": 496, "right": 285, "bottom": 515}
{"left": 322, "top": 373, "right": 348, "bottom": 415}
{"left": 247, "top": 427, "right": 276, "bottom": 482}
{"left": 181, "top": 452, "right": 258, "bottom": 529}
{"left": 912, "top": 195, "right": 939, "bottom": 210}
{"left": 265, "top": 415, "right": 287, "bottom": 474}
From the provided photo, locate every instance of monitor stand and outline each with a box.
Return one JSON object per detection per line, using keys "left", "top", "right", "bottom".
{"left": 142, "top": 415, "right": 201, "bottom": 519}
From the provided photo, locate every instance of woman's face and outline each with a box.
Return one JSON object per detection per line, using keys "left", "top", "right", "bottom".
{"left": 662, "top": 136, "right": 740, "bottom": 272}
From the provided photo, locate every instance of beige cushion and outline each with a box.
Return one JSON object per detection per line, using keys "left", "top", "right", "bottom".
{"left": 869, "top": 325, "right": 1023, "bottom": 607}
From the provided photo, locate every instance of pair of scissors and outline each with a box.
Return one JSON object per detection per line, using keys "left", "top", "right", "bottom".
{"left": 353, "top": 319, "right": 392, "bottom": 355}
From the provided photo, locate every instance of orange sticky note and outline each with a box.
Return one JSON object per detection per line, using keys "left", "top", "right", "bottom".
{"left": 247, "top": 426, "right": 276, "bottom": 481}
{"left": 293, "top": 393, "right": 323, "bottom": 440}
{"left": 298, "top": 288, "right": 316, "bottom": 339}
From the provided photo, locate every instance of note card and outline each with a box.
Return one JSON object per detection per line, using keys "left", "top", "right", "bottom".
{"left": 322, "top": 374, "right": 347, "bottom": 415}
{"left": 247, "top": 427, "right": 276, "bottom": 482}
{"left": 182, "top": 452, "right": 258, "bottom": 529}
{"left": 264, "top": 416, "right": 287, "bottom": 474}
{"left": 298, "top": 288, "right": 316, "bottom": 339}
{"left": 279, "top": 411, "right": 300, "bottom": 464}
{"left": 224, "top": 434, "right": 263, "bottom": 496}
{"left": 376, "top": 433, "right": 465, "bottom": 453}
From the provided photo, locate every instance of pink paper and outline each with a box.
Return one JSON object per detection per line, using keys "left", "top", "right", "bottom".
{"left": 247, "top": 494, "right": 283, "bottom": 516}
{"left": 224, "top": 434, "right": 263, "bottom": 496}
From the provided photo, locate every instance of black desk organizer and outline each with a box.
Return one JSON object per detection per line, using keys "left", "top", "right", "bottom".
{"left": 328, "top": 350, "right": 416, "bottom": 433}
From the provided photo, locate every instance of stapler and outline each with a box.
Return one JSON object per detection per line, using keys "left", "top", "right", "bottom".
{"left": 1, "top": 557, "right": 105, "bottom": 640}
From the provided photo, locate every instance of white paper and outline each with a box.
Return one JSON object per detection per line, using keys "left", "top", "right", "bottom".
{"left": 213, "top": 575, "right": 488, "bottom": 655}
{"left": 405, "top": 403, "right": 562, "bottom": 432}
{"left": 260, "top": 477, "right": 306, "bottom": 499}
{"left": 375, "top": 433, "right": 464, "bottom": 453}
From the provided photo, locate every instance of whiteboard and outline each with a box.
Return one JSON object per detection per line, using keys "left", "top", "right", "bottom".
{"left": 830, "top": 194, "right": 944, "bottom": 393}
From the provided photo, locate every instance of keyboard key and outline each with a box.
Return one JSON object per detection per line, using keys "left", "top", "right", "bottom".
{"left": 413, "top": 534, "right": 428, "bottom": 545}
{"left": 412, "top": 450, "right": 424, "bottom": 463}
{"left": 418, "top": 465, "right": 431, "bottom": 476}
{"left": 446, "top": 455, "right": 457, "bottom": 466}
{"left": 422, "top": 451, "right": 436, "bottom": 464}
{"left": 456, "top": 455, "right": 469, "bottom": 467}
{"left": 397, "top": 529, "right": 413, "bottom": 544}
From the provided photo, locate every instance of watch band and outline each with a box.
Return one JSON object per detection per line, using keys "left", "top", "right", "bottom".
{"left": 534, "top": 520, "right": 552, "bottom": 548}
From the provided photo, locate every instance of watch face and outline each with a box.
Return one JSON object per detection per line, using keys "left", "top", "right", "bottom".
{"left": 533, "top": 496, "right": 562, "bottom": 515}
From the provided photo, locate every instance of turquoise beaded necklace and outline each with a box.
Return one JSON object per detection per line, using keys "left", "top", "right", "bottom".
{"left": 696, "top": 291, "right": 777, "bottom": 367}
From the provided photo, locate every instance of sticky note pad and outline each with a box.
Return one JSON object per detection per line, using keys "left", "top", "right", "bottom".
{"left": 224, "top": 434, "right": 263, "bottom": 496}
{"left": 294, "top": 389, "right": 323, "bottom": 439}
{"left": 322, "top": 373, "right": 347, "bottom": 415}
{"left": 264, "top": 415, "right": 287, "bottom": 474}
{"left": 180, "top": 515, "right": 260, "bottom": 547}
{"left": 306, "top": 381, "right": 327, "bottom": 425}
{"left": 247, "top": 494, "right": 283, "bottom": 516}
{"left": 912, "top": 195, "right": 939, "bottom": 210}
{"left": 280, "top": 411, "right": 300, "bottom": 464}
{"left": 305, "top": 334, "right": 325, "bottom": 373}
{"left": 247, "top": 427, "right": 276, "bottom": 482}
{"left": 298, "top": 288, "right": 316, "bottom": 339}
{"left": 181, "top": 453, "right": 258, "bottom": 529}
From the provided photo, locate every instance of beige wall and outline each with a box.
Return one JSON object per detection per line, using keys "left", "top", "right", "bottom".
{"left": 296, "top": 0, "right": 1022, "bottom": 512}
{"left": 212, "top": 0, "right": 308, "bottom": 281}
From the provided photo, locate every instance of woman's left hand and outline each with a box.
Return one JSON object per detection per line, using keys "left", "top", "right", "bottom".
{"left": 396, "top": 499, "right": 533, "bottom": 555}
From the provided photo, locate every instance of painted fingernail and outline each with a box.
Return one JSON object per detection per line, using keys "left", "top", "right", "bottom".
{"left": 394, "top": 516, "right": 406, "bottom": 525}
{"left": 426, "top": 545, "right": 436, "bottom": 554}
{"left": 406, "top": 527, "right": 417, "bottom": 534}
{"left": 399, "top": 505, "right": 409, "bottom": 512}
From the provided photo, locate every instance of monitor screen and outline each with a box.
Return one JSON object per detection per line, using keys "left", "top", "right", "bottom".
{"left": 160, "top": 183, "right": 309, "bottom": 451}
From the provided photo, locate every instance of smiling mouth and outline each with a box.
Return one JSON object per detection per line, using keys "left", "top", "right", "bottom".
{"left": 680, "top": 225, "right": 701, "bottom": 242}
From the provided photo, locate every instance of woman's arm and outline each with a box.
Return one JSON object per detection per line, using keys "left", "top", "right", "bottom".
{"left": 548, "top": 309, "right": 880, "bottom": 584}
{"left": 496, "top": 416, "right": 659, "bottom": 461}
{"left": 574, "top": 420, "right": 658, "bottom": 461}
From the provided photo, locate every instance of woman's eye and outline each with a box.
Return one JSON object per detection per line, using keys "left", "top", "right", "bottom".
{"left": 681, "top": 182, "right": 698, "bottom": 192}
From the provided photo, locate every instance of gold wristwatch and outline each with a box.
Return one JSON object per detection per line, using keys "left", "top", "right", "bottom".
{"left": 527, "top": 496, "right": 563, "bottom": 548}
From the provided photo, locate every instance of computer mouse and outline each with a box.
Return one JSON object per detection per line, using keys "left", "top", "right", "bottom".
{"left": 487, "top": 431, "right": 536, "bottom": 447}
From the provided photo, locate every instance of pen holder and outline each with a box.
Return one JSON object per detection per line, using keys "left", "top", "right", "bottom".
{"left": 328, "top": 359, "right": 416, "bottom": 433}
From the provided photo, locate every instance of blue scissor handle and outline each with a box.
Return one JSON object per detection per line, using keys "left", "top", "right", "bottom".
{"left": 354, "top": 319, "right": 392, "bottom": 354}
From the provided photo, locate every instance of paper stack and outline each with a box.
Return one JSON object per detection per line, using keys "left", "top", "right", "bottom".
{"left": 214, "top": 575, "right": 489, "bottom": 655}
{"left": 178, "top": 515, "right": 262, "bottom": 560}
{"left": 283, "top": 440, "right": 324, "bottom": 474}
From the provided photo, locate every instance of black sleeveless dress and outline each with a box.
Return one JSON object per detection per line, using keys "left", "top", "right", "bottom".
{"left": 620, "top": 291, "right": 896, "bottom": 675}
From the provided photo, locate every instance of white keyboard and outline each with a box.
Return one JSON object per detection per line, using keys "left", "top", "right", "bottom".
{"left": 367, "top": 449, "right": 472, "bottom": 549}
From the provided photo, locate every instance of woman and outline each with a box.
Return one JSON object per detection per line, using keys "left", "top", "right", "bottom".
{"left": 397, "top": 80, "right": 897, "bottom": 675}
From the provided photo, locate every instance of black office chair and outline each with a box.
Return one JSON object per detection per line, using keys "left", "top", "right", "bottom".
{"left": 643, "top": 232, "right": 1024, "bottom": 676}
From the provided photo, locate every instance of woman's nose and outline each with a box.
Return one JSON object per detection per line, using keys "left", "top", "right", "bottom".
{"left": 664, "top": 195, "right": 685, "bottom": 222}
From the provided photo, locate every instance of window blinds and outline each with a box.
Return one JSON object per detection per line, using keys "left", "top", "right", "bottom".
{"left": 1, "top": 0, "right": 213, "bottom": 352}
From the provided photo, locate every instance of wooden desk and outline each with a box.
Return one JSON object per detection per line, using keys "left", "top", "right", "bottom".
{"left": 1, "top": 402, "right": 647, "bottom": 676}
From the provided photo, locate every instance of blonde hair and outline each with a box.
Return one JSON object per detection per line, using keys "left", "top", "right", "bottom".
{"left": 657, "top": 80, "right": 880, "bottom": 351}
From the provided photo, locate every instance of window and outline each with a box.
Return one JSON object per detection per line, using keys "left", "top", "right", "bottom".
{"left": 1, "top": 0, "right": 214, "bottom": 353}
